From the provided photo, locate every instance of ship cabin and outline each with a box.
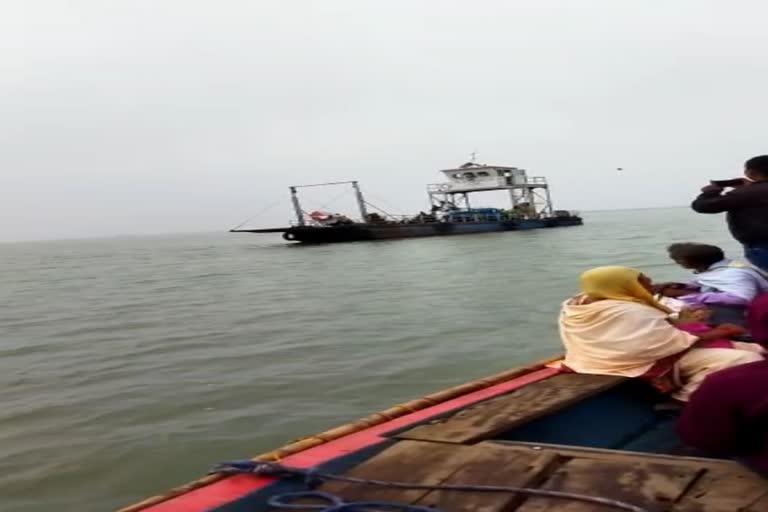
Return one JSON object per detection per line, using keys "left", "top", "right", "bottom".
{"left": 427, "top": 162, "right": 552, "bottom": 220}
{"left": 431, "top": 163, "right": 547, "bottom": 193}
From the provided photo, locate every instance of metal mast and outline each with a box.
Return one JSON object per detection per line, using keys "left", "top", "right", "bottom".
{"left": 290, "top": 187, "right": 305, "bottom": 226}
{"left": 351, "top": 181, "right": 369, "bottom": 221}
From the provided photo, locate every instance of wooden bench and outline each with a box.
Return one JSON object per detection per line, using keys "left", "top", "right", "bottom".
{"left": 395, "top": 372, "right": 627, "bottom": 444}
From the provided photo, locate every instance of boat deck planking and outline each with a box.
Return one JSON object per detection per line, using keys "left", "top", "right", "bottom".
{"left": 303, "top": 372, "right": 768, "bottom": 512}
{"left": 303, "top": 440, "right": 768, "bottom": 512}
{"left": 129, "top": 369, "right": 768, "bottom": 512}
{"left": 396, "top": 373, "right": 628, "bottom": 444}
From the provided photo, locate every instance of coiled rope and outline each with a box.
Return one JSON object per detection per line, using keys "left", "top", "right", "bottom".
{"left": 210, "top": 460, "right": 649, "bottom": 512}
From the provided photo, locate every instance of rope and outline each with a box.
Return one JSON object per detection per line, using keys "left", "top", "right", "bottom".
{"left": 209, "top": 460, "right": 649, "bottom": 512}
{"left": 235, "top": 185, "right": 351, "bottom": 227}
{"left": 268, "top": 490, "right": 437, "bottom": 512}
{"left": 315, "top": 187, "right": 354, "bottom": 213}
{"left": 364, "top": 194, "right": 405, "bottom": 216}
{"left": 230, "top": 196, "right": 287, "bottom": 230}
{"left": 363, "top": 200, "right": 396, "bottom": 218}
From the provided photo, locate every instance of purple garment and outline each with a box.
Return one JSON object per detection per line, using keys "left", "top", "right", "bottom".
{"left": 677, "top": 359, "right": 768, "bottom": 473}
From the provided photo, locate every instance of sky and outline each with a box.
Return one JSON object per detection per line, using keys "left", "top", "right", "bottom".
{"left": 3, "top": 0, "right": 768, "bottom": 241}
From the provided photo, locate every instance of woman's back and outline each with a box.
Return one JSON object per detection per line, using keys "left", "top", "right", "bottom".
{"left": 560, "top": 296, "right": 697, "bottom": 377}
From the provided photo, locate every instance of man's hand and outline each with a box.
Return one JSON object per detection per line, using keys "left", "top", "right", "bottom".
{"left": 653, "top": 282, "right": 692, "bottom": 297}
{"left": 652, "top": 282, "right": 684, "bottom": 292}
{"left": 662, "top": 288, "right": 693, "bottom": 298}
{"left": 701, "top": 184, "right": 724, "bottom": 193}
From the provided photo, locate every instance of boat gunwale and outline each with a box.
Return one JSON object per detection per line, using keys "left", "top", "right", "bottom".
{"left": 118, "top": 354, "right": 563, "bottom": 512}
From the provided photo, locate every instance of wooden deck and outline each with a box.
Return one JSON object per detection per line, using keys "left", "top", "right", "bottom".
{"left": 396, "top": 373, "right": 628, "bottom": 444}
{"left": 308, "top": 440, "right": 768, "bottom": 511}
{"left": 301, "top": 373, "right": 768, "bottom": 512}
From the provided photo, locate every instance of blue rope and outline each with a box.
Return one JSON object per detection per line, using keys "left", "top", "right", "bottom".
{"left": 210, "top": 460, "right": 649, "bottom": 512}
{"left": 268, "top": 490, "right": 440, "bottom": 512}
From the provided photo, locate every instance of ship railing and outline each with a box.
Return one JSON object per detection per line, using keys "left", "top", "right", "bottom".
{"left": 428, "top": 178, "right": 548, "bottom": 192}
{"left": 288, "top": 214, "right": 439, "bottom": 227}
{"left": 449, "top": 214, "right": 509, "bottom": 223}
{"left": 288, "top": 220, "right": 359, "bottom": 227}
{"left": 427, "top": 183, "right": 451, "bottom": 193}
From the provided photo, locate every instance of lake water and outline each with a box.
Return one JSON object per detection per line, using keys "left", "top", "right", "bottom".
{"left": 0, "top": 208, "right": 740, "bottom": 511}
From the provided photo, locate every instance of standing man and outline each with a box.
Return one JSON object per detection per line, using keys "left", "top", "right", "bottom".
{"left": 692, "top": 155, "right": 768, "bottom": 272}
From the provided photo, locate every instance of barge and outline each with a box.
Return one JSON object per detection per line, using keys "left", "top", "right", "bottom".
{"left": 231, "top": 162, "right": 583, "bottom": 243}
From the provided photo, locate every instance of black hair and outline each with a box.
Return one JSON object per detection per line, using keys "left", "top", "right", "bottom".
{"left": 745, "top": 155, "right": 768, "bottom": 178}
{"left": 667, "top": 243, "right": 724, "bottom": 268}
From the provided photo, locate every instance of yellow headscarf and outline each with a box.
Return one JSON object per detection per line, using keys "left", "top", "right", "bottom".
{"left": 579, "top": 266, "right": 671, "bottom": 313}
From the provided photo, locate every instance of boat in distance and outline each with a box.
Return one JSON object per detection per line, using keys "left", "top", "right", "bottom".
{"left": 231, "top": 161, "right": 583, "bottom": 243}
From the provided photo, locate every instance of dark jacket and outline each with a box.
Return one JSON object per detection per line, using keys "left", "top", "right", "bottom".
{"left": 692, "top": 182, "right": 768, "bottom": 246}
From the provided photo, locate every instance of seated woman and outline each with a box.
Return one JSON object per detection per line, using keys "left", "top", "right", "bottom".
{"left": 559, "top": 266, "right": 763, "bottom": 401}
{"left": 677, "top": 359, "right": 768, "bottom": 476}
{"left": 660, "top": 243, "right": 768, "bottom": 306}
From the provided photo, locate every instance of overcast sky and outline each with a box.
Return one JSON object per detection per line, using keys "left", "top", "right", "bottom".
{"left": 3, "top": 0, "right": 768, "bottom": 241}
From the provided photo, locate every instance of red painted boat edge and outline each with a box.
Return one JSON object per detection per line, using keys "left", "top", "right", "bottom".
{"left": 141, "top": 367, "right": 560, "bottom": 512}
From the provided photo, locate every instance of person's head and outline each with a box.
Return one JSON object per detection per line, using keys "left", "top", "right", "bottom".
{"left": 579, "top": 266, "right": 669, "bottom": 312}
{"left": 667, "top": 243, "right": 725, "bottom": 272}
{"left": 744, "top": 155, "right": 768, "bottom": 182}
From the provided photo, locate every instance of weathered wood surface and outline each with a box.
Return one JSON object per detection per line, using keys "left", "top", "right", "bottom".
{"left": 496, "top": 441, "right": 768, "bottom": 511}
{"left": 285, "top": 440, "right": 768, "bottom": 512}
{"left": 491, "top": 441, "right": 743, "bottom": 469}
{"left": 670, "top": 467, "right": 768, "bottom": 512}
{"left": 411, "top": 446, "right": 559, "bottom": 512}
{"left": 397, "top": 373, "right": 627, "bottom": 444}
{"left": 319, "top": 440, "right": 557, "bottom": 512}
{"left": 743, "top": 493, "right": 768, "bottom": 512}
{"left": 514, "top": 457, "right": 700, "bottom": 512}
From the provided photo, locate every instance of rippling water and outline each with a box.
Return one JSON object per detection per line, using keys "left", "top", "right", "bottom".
{"left": 0, "top": 208, "right": 739, "bottom": 511}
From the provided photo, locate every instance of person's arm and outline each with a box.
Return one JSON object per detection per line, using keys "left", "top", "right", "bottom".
{"left": 687, "top": 291, "right": 750, "bottom": 306}
{"left": 663, "top": 287, "right": 700, "bottom": 298}
{"left": 654, "top": 283, "right": 698, "bottom": 297}
{"left": 692, "top": 189, "right": 744, "bottom": 213}
{"left": 694, "top": 323, "right": 748, "bottom": 341}
{"left": 692, "top": 185, "right": 761, "bottom": 213}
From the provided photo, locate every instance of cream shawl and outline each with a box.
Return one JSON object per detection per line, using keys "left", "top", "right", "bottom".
{"left": 559, "top": 296, "right": 698, "bottom": 377}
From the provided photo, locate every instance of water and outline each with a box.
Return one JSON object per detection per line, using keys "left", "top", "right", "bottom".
{"left": 0, "top": 208, "right": 740, "bottom": 512}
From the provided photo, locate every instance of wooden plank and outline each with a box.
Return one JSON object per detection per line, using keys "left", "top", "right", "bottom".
{"left": 492, "top": 441, "right": 768, "bottom": 511}
{"left": 672, "top": 468, "right": 768, "bottom": 512}
{"left": 270, "top": 441, "right": 469, "bottom": 511}
{"left": 397, "top": 373, "right": 627, "bottom": 444}
{"left": 274, "top": 438, "right": 768, "bottom": 512}
{"left": 743, "top": 492, "right": 768, "bottom": 512}
{"left": 412, "top": 443, "right": 562, "bottom": 512}
{"left": 490, "top": 441, "right": 746, "bottom": 469}
{"left": 514, "top": 457, "right": 702, "bottom": 512}
{"left": 319, "top": 441, "right": 473, "bottom": 504}
{"left": 312, "top": 440, "right": 561, "bottom": 511}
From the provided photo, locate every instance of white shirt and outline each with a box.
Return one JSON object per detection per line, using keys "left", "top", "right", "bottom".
{"left": 692, "top": 259, "right": 768, "bottom": 302}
